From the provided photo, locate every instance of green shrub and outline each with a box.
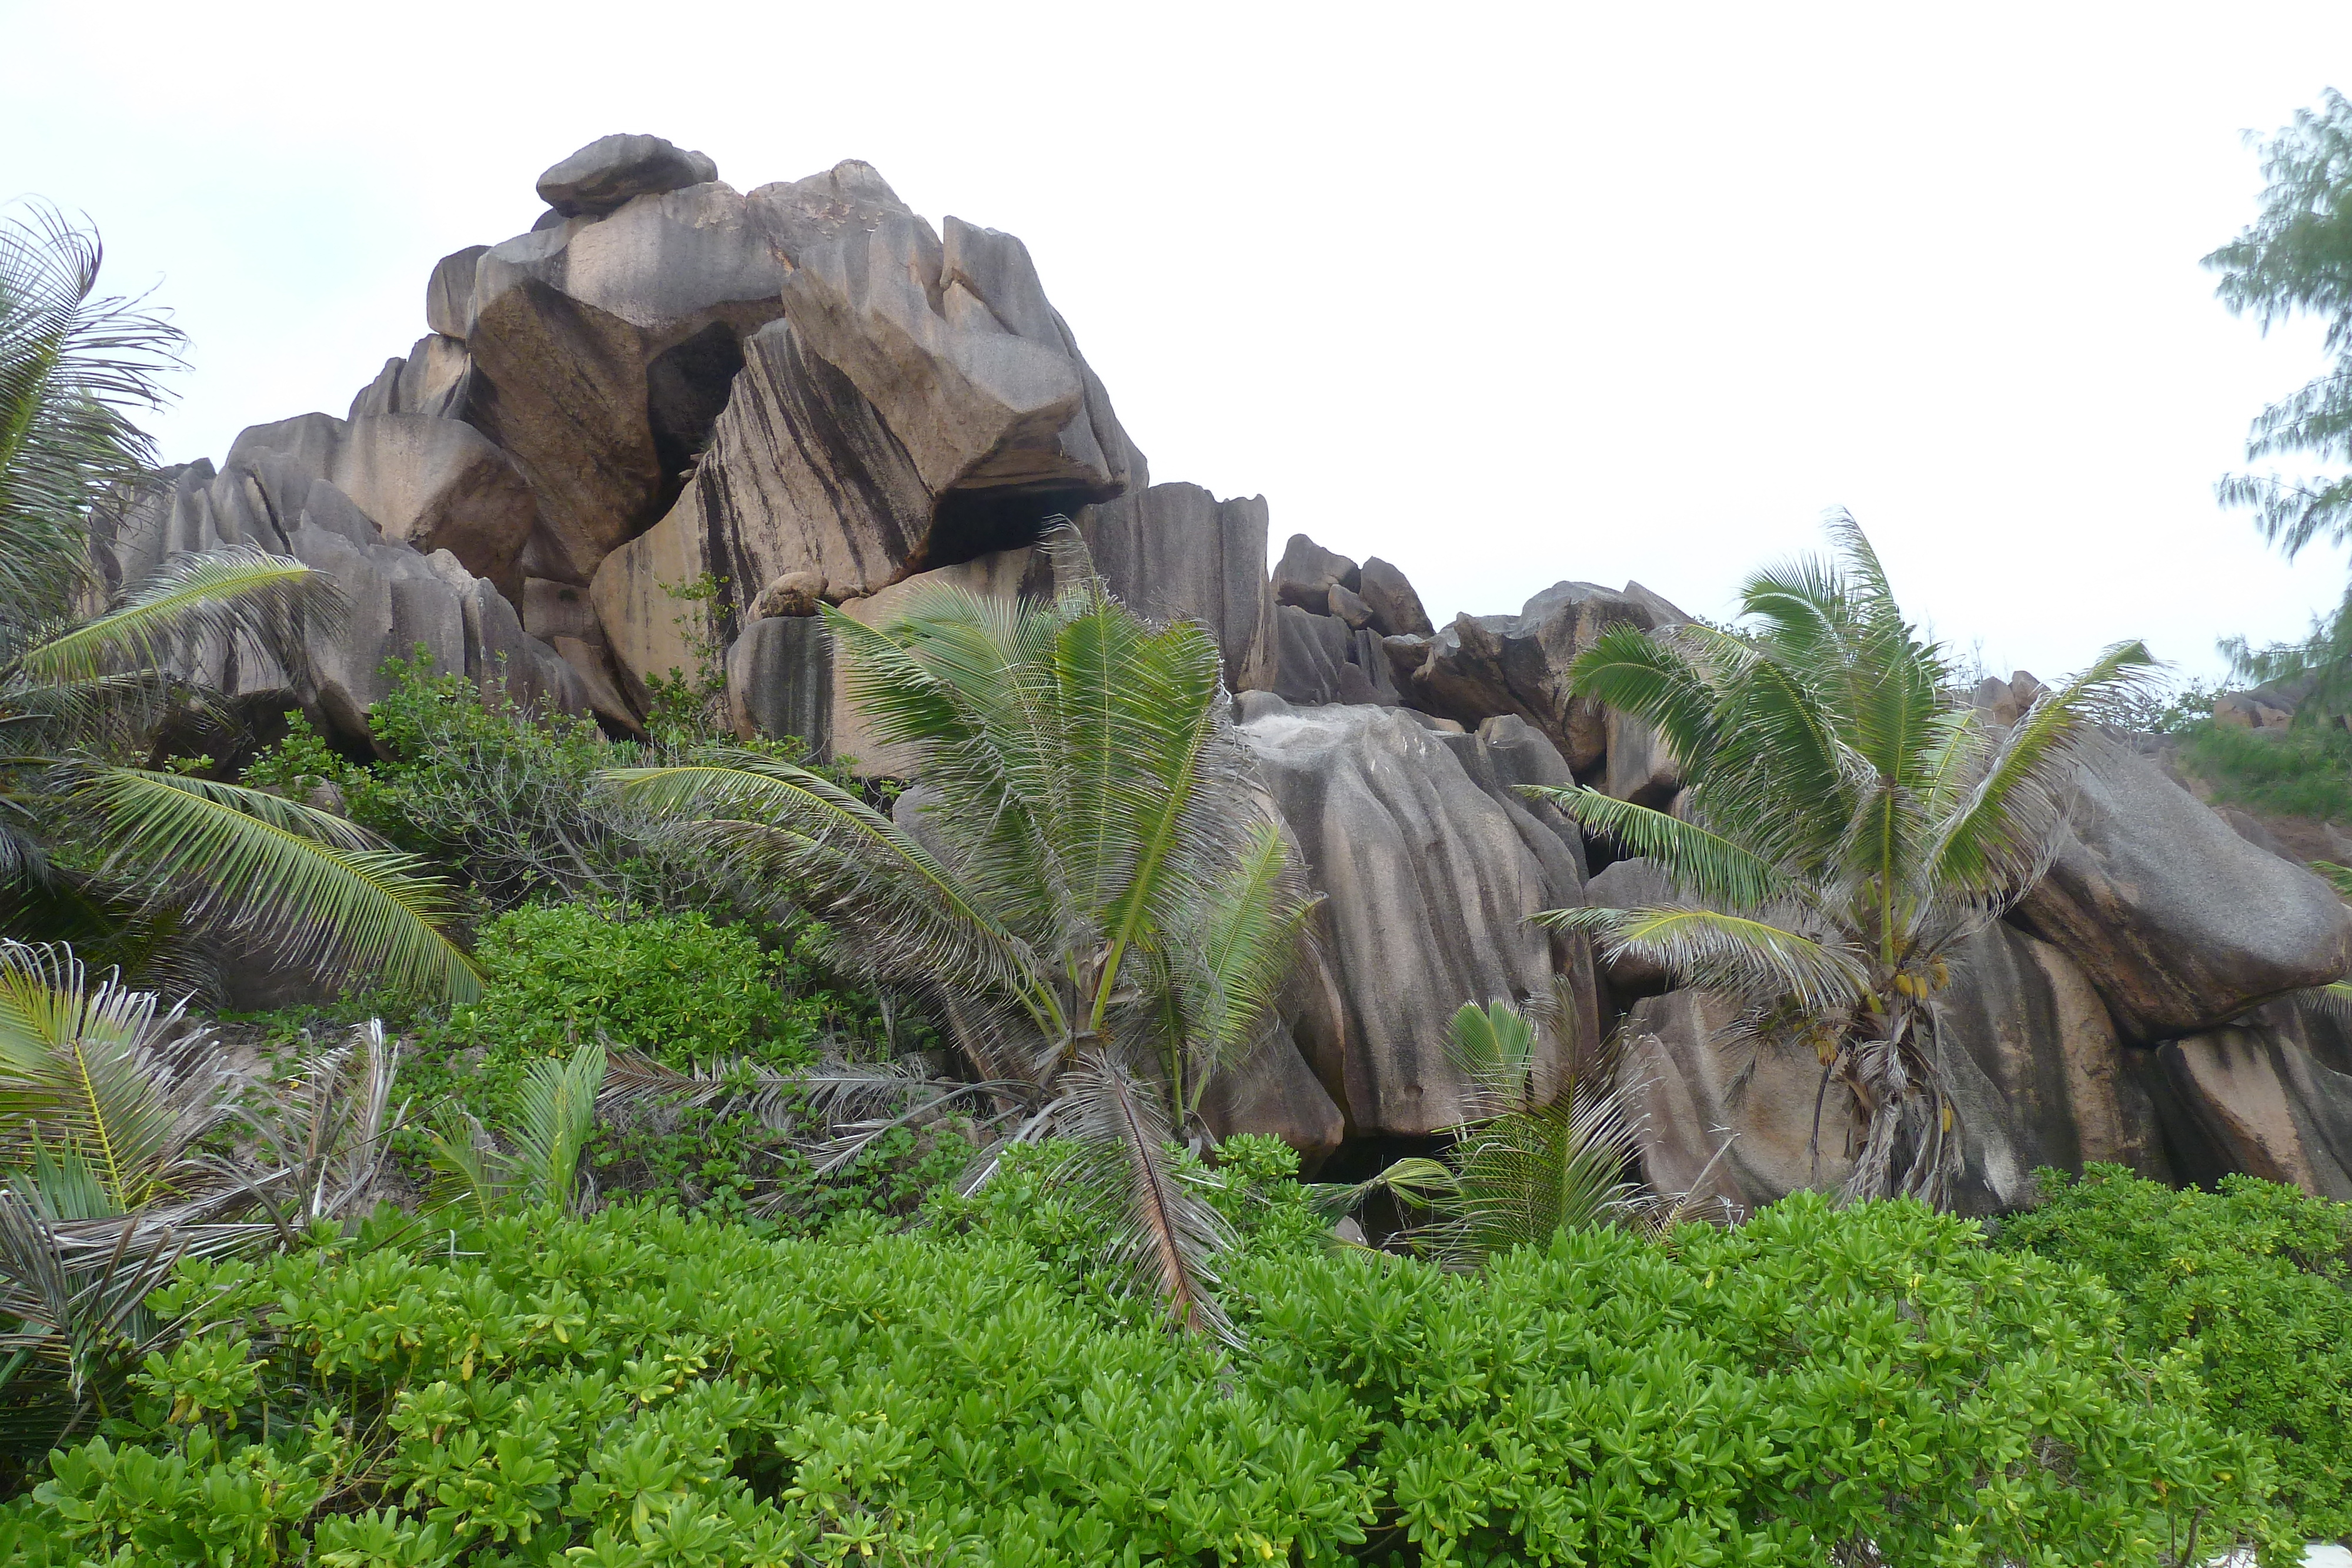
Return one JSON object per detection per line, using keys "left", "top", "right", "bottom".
{"left": 0, "top": 1182, "right": 2274, "bottom": 1564}
{"left": 2000, "top": 1163, "right": 2352, "bottom": 1548}
{"left": 456, "top": 902, "right": 807, "bottom": 1068}
{"left": 2173, "top": 716, "right": 2352, "bottom": 820}
{"left": 243, "top": 647, "right": 843, "bottom": 914}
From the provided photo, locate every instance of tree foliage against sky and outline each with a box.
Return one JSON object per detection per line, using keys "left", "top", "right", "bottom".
{"left": 0, "top": 203, "right": 477, "bottom": 1005}
{"left": 2207, "top": 88, "right": 2352, "bottom": 704}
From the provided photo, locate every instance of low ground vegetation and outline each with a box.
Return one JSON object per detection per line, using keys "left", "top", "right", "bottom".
{"left": 0, "top": 1149, "right": 2287, "bottom": 1567}
{"left": 2001, "top": 1164, "right": 2352, "bottom": 1549}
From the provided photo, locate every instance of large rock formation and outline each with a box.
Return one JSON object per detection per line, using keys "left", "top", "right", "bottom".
{"left": 107, "top": 132, "right": 2352, "bottom": 1195}
{"left": 1630, "top": 921, "right": 2169, "bottom": 1217}
{"left": 1399, "top": 578, "right": 1686, "bottom": 775}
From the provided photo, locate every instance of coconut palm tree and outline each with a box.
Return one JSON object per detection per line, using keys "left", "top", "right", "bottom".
{"left": 1531, "top": 515, "right": 2153, "bottom": 1208}
{"left": 603, "top": 536, "right": 1314, "bottom": 1333}
{"left": 0, "top": 202, "right": 477, "bottom": 1004}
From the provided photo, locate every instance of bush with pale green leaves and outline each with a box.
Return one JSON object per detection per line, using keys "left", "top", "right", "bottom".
{"left": 2001, "top": 1163, "right": 2352, "bottom": 1554}
{"left": 0, "top": 1151, "right": 2279, "bottom": 1566}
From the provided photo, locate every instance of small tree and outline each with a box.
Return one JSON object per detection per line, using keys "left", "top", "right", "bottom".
{"left": 1532, "top": 516, "right": 2150, "bottom": 1207}
{"left": 2206, "top": 89, "right": 2352, "bottom": 710}
{"left": 604, "top": 536, "right": 1313, "bottom": 1332}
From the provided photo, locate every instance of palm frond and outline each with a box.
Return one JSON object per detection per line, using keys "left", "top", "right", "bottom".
{"left": 1926, "top": 640, "right": 2158, "bottom": 896}
{"left": 9, "top": 546, "right": 342, "bottom": 688}
{"left": 0, "top": 942, "right": 232, "bottom": 1212}
{"left": 1540, "top": 904, "right": 1870, "bottom": 1014}
{"left": 67, "top": 767, "right": 480, "bottom": 1005}
{"left": 1524, "top": 785, "right": 1791, "bottom": 910}
{"left": 603, "top": 756, "right": 1057, "bottom": 1033}
{"left": 1444, "top": 999, "right": 1542, "bottom": 1118}
{"left": 1063, "top": 1048, "right": 1232, "bottom": 1338}
{"left": 1564, "top": 623, "right": 1721, "bottom": 778}
{"left": 509, "top": 1041, "right": 604, "bottom": 1214}
{"left": 226, "top": 1019, "right": 403, "bottom": 1234}
{"left": 1177, "top": 822, "right": 1317, "bottom": 1093}
{"left": 0, "top": 202, "right": 185, "bottom": 629}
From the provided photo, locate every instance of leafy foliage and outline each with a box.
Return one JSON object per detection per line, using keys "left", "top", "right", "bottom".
{"left": 0, "top": 1184, "right": 2278, "bottom": 1564}
{"left": 1532, "top": 515, "right": 2151, "bottom": 1206}
{"left": 2171, "top": 714, "right": 2352, "bottom": 821}
{"left": 0, "top": 209, "right": 473, "bottom": 1005}
{"left": 2207, "top": 88, "right": 2352, "bottom": 713}
{"left": 0, "top": 202, "right": 182, "bottom": 630}
{"left": 606, "top": 530, "right": 1314, "bottom": 1330}
{"left": 1344, "top": 999, "right": 1711, "bottom": 1263}
{"left": 2000, "top": 1164, "right": 2352, "bottom": 1550}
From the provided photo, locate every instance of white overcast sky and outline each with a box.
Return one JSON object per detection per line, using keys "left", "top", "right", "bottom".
{"left": 8, "top": 1, "right": 2351, "bottom": 684}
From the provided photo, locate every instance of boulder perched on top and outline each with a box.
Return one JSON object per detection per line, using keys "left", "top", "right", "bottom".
{"left": 1358, "top": 556, "right": 1435, "bottom": 638}
{"left": 537, "top": 133, "right": 719, "bottom": 218}
{"left": 1402, "top": 579, "right": 1686, "bottom": 773}
{"left": 1271, "top": 534, "right": 1359, "bottom": 610}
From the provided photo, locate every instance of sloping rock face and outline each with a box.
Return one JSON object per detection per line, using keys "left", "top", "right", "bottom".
{"left": 2011, "top": 739, "right": 2352, "bottom": 1041}
{"left": 2149, "top": 999, "right": 2352, "bottom": 1199}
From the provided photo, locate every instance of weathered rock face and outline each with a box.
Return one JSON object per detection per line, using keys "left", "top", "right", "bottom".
{"left": 1271, "top": 534, "right": 1359, "bottom": 610}
{"left": 2012, "top": 740, "right": 2352, "bottom": 1041}
{"left": 1630, "top": 922, "right": 2167, "bottom": 1216}
{"left": 779, "top": 212, "right": 1127, "bottom": 521}
{"left": 1268, "top": 604, "right": 1398, "bottom": 707}
{"left": 1358, "top": 557, "right": 1434, "bottom": 638}
{"left": 725, "top": 615, "right": 833, "bottom": 754}
{"left": 2154, "top": 1005, "right": 2352, "bottom": 1201}
{"left": 93, "top": 453, "right": 584, "bottom": 748}
{"left": 1081, "top": 469, "right": 1276, "bottom": 694}
{"left": 1405, "top": 579, "right": 1685, "bottom": 775}
{"left": 1234, "top": 698, "right": 1578, "bottom": 1136}
{"left": 228, "top": 412, "right": 536, "bottom": 598}
{"left": 593, "top": 320, "right": 933, "bottom": 695}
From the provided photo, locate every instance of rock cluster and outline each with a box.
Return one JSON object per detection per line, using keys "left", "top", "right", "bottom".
{"left": 101, "top": 136, "right": 2352, "bottom": 1196}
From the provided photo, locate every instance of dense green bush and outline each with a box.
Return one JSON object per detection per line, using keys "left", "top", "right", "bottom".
{"left": 2000, "top": 1163, "right": 2352, "bottom": 1548}
{"left": 243, "top": 647, "right": 842, "bottom": 914}
{"left": 0, "top": 1159, "right": 2274, "bottom": 1566}
{"left": 455, "top": 903, "right": 810, "bottom": 1069}
{"left": 2171, "top": 716, "right": 2352, "bottom": 820}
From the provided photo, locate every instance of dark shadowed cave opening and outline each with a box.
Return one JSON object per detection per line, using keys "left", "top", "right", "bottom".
{"left": 921, "top": 485, "right": 1102, "bottom": 572}
{"left": 645, "top": 322, "right": 749, "bottom": 517}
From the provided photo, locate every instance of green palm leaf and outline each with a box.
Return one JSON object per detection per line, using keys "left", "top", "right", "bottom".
{"left": 1542, "top": 904, "right": 1869, "bottom": 1014}
{"left": 1926, "top": 639, "right": 2157, "bottom": 894}
{"left": 11, "top": 546, "right": 342, "bottom": 688}
{"left": 1522, "top": 784, "right": 1792, "bottom": 910}
{"left": 0, "top": 203, "right": 183, "bottom": 628}
{"left": 68, "top": 768, "right": 480, "bottom": 1005}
